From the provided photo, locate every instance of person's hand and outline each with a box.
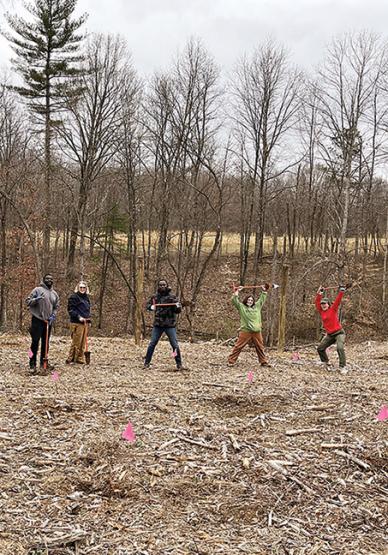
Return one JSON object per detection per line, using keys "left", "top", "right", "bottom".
{"left": 339, "top": 285, "right": 346, "bottom": 292}
{"left": 176, "top": 302, "right": 181, "bottom": 309}
{"left": 79, "top": 316, "right": 85, "bottom": 323}
{"left": 150, "top": 304, "right": 156, "bottom": 311}
{"left": 262, "top": 282, "right": 271, "bottom": 291}
{"left": 34, "top": 291, "right": 45, "bottom": 301}
{"left": 48, "top": 313, "right": 56, "bottom": 325}
{"left": 317, "top": 286, "right": 325, "bottom": 295}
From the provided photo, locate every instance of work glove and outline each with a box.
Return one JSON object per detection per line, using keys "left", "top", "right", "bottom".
{"left": 176, "top": 302, "right": 181, "bottom": 309}
{"left": 318, "top": 286, "right": 325, "bottom": 295}
{"left": 79, "top": 316, "right": 85, "bottom": 323}
{"left": 150, "top": 305, "right": 156, "bottom": 311}
{"left": 264, "top": 282, "right": 271, "bottom": 290}
{"left": 339, "top": 285, "right": 346, "bottom": 292}
{"left": 48, "top": 313, "right": 56, "bottom": 325}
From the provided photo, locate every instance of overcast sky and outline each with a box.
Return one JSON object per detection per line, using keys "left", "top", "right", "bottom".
{"left": 1, "top": 0, "right": 388, "bottom": 78}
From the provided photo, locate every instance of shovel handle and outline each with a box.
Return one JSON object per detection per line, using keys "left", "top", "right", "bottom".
{"left": 43, "top": 320, "right": 49, "bottom": 370}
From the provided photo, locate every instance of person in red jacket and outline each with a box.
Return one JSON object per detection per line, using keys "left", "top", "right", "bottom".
{"left": 315, "top": 284, "right": 351, "bottom": 374}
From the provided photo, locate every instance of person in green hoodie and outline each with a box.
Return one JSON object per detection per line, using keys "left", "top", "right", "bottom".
{"left": 228, "top": 284, "right": 271, "bottom": 366}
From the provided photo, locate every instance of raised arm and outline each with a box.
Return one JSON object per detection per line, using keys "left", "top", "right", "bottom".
{"left": 332, "top": 289, "right": 345, "bottom": 312}
{"left": 315, "top": 286, "right": 324, "bottom": 312}
{"left": 231, "top": 286, "right": 243, "bottom": 308}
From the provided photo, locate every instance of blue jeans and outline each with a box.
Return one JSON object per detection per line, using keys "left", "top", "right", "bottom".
{"left": 145, "top": 326, "right": 182, "bottom": 367}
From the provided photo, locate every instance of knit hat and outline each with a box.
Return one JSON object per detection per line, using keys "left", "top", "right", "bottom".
{"left": 320, "top": 297, "right": 330, "bottom": 304}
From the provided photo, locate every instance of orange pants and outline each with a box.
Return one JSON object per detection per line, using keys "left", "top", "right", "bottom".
{"left": 228, "top": 331, "right": 268, "bottom": 365}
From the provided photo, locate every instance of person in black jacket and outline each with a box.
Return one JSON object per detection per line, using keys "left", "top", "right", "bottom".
{"left": 144, "top": 279, "right": 183, "bottom": 369}
{"left": 66, "top": 281, "right": 91, "bottom": 364}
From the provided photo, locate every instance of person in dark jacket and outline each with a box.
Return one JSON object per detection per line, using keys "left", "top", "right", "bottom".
{"left": 66, "top": 281, "right": 91, "bottom": 364}
{"left": 26, "top": 274, "right": 59, "bottom": 372}
{"left": 144, "top": 279, "right": 183, "bottom": 369}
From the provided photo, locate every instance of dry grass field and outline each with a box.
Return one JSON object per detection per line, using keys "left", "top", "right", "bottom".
{"left": 1, "top": 334, "right": 387, "bottom": 555}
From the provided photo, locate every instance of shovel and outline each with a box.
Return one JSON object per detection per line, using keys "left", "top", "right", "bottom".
{"left": 43, "top": 320, "right": 49, "bottom": 370}
{"left": 84, "top": 319, "right": 91, "bottom": 365}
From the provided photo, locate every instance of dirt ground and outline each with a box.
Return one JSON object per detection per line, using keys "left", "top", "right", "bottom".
{"left": 1, "top": 334, "right": 387, "bottom": 555}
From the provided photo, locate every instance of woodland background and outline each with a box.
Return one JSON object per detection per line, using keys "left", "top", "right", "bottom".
{"left": 1, "top": 1, "right": 388, "bottom": 343}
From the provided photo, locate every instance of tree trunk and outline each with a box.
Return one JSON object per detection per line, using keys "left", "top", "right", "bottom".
{"left": 134, "top": 257, "right": 144, "bottom": 345}
{"left": 277, "top": 264, "right": 289, "bottom": 351}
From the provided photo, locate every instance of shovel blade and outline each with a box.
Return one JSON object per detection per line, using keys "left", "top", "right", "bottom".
{"left": 85, "top": 351, "right": 91, "bottom": 365}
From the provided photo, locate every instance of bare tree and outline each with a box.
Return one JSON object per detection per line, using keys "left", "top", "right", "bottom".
{"left": 314, "top": 32, "right": 386, "bottom": 276}
{"left": 58, "top": 34, "right": 131, "bottom": 277}
{"left": 231, "top": 40, "right": 301, "bottom": 282}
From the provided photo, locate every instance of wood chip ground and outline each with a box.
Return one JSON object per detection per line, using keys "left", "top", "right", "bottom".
{"left": 1, "top": 335, "right": 387, "bottom": 554}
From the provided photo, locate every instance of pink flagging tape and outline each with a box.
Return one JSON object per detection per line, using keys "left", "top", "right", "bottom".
{"left": 376, "top": 405, "right": 388, "bottom": 422}
{"left": 122, "top": 422, "right": 136, "bottom": 442}
{"left": 171, "top": 350, "right": 177, "bottom": 358}
{"left": 247, "top": 371, "right": 254, "bottom": 383}
{"left": 28, "top": 349, "right": 33, "bottom": 359}
{"left": 51, "top": 371, "right": 59, "bottom": 382}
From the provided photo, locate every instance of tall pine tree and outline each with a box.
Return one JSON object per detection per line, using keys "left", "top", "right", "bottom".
{"left": 3, "top": 0, "right": 87, "bottom": 271}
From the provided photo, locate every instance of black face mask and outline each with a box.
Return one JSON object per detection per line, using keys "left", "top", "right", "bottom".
{"left": 44, "top": 276, "right": 53, "bottom": 289}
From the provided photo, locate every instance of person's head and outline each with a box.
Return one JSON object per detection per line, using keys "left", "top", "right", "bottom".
{"left": 157, "top": 279, "right": 169, "bottom": 294}
{"left": 43, "top": 274, "right": 54, "bottom": 289}
{"left": 243, "top": 295, "right": 255, "bottom": 307}
{"left": 320, "top": 298, "right": 330, "bottom": 311}
{"left": 75, "top": 281, "right": 89, "bottom": 294}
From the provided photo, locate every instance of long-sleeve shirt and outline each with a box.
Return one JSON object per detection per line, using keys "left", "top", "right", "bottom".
{"left": 315, "top": 291, "right": 343, "bottom": 334}
{"left": 232, "top": 293, "right": 267, "bottom": 332}
{"left": 26, "top": 283, "right": 60, "bottom": 322}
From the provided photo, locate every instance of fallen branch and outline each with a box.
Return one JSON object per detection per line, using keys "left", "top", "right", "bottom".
{"left": 286, "top": 428, "right": 320, "bottom": 436}
{"left": 29, "top": 530, "right": 87, "bottom": 550}
{"left": 156, "top": 438, "right": 180, "bottom": 451}
{"left": 334, "top": 449, "right": 370, "bottom": 470}
{"left": 229, "top": 434, "right": 241, "bottom": 451}
{"left": 268, "top": 460, "right": 315, "bottom": 494}
{"left": 202, "top": 382, "right": 231, "bottom": 388}
{"left": 177, "top": 434, "right": 217, "bottom": 450}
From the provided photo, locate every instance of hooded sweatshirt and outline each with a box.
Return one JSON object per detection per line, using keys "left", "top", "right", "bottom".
{"left": 232, "top": 293, "right": 267, "bottom": 332}
{"left": 315, "top": 291, "right": 343, "bottom": 334}
{"left": 67, "top": 292, "right": 91, "bottom": 323}
{"left": 26, "top": 282, "right": 60, "bottom": 322}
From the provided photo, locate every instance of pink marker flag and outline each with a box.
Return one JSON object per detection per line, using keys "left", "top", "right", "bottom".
{"left": 376, "top": 405, "right": 388, "bottom": 422}
{"left": 122, "top": 422, "right": 136, "bottom": 442}
{"left": 28, "top": 349, "right": 33, "bottom": 359}
{"left": 247, "top": 371, "right": 254, "bottom": 383}
{"left": 291, "top": 352, "right": 300, "bottom": 362}
{"left": 51, "top": 371, "right": 59, "bottom": 382}
{"left": 171, "top": 350, "right": 177, "bottom": 358}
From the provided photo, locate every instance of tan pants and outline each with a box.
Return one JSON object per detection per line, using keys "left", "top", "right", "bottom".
{"left": 228, "top": 331, "right": 268, "bottom": 365}
{"left": 67, "top": 323, "right": 87, "bottom": 363}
